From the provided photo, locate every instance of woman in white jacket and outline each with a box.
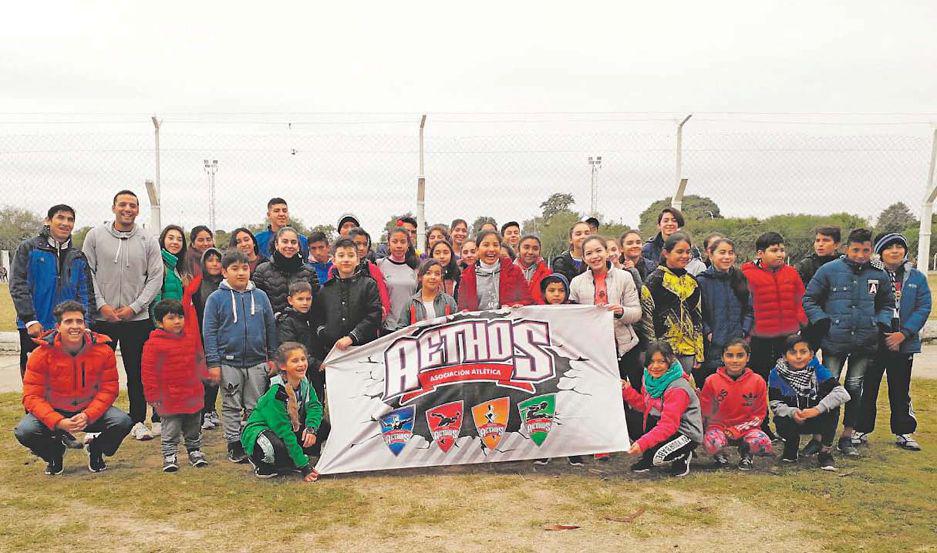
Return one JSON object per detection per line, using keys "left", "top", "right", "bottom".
{"left": 569, "top": 235, "right": 644, "bottom": 455}
{"left": 569, "top": 235, "right": 643, "bottom": 357}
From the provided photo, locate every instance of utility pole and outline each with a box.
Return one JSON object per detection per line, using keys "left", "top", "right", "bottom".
{"left": 203, "top": 159, "right": 218, "bottom": 232}
{"left": 588, "top": 155, "right": 602, "bottom": 215}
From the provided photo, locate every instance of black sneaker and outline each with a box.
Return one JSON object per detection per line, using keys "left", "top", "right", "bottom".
{"left": 818, "top": 451, "right": 836, "bottom": 471}
{"left": 737, "top": 441, "right": 752, "bottom": 469}
{"left": 801, "top": 439, "right": 823, "bottom": 457}
{"left": 162, "top": 455, "right": 179, "bottom": 473}
{"left": 227, "top": 441, "right": 248, "bottom": 464}
{"left": 669, "top": 451, "right": 692, "bottom": 477}
{"left": 44, "top": 452, "right": 65, "bottom": 476}
{"left": 188, "top": 450, "right": 209, "bottom": 467}
{"left": 781, "top": 440, "right": 799, "bottom": 463}
{"left": 87, "top": 445, "right": 107, "bottom": 473}
{"left": 253, "top": 462, "right": 277, "bottom": 479}
{"left": 567, "top": 456, "right": 584, "bottom": 466}
{"left": 630, "top": 457, "right": 653, "bottom": 473}
{"left": 837, "top": 437, "right": 859, "bottom": 458}
{"left": 712, "top": 453, "right": 730, "bottom": 468}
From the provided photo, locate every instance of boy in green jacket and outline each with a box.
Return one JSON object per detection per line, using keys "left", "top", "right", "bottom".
{"left": 241, "top": 342, "right": 329, "bottom": 481}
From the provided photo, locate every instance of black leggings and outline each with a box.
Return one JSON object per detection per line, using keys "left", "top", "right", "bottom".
{"left": 248, "top": 422, "right": 332, "bottom": 470}
{"left": 774, "top": 408, "right": 838, "bottom": 448}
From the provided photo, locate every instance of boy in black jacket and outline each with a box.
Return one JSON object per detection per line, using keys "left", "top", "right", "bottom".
{"left": 312, "top": 238, "right": 382, "bottom": 361}
{"left": 277, "top": 281, "right": 324, "bottom": 398}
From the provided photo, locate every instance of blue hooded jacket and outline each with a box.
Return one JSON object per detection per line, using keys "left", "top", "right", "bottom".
{"left": 802, "top": 256, "right": 895, "bottom": 355}
{"left": 887, "top": 261, "right": 931, "bottom": 354}
{"left": 202, "top": 280, "right": 277, "bottom": 368}
{"left": 9, "top": 228, "right": 94, "bottom": 329}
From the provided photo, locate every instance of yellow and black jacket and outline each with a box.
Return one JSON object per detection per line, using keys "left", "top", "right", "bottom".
{"left": 640, "top": 266, "right": 704, "bottom": 362}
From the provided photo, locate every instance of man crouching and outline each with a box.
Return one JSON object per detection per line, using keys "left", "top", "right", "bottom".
{"left": 14, "top": 300, "right": 132, "bottom": 475}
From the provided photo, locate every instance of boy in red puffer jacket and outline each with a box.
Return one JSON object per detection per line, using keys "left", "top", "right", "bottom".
{"left": 741, "top": 233, "right": 807, "bottom": 386}
{"left": 142, "top": 299, "right": 209, "bottom": 472}
{"left": 700, "top": 338, "right": 772, "bottom": 471}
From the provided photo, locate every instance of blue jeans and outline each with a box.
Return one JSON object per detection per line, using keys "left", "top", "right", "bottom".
{"left": 823, "top": 352, "right": 872, "bottom": 430}
{"left": 14, "top": 407, "right": 133, "bottom": 462}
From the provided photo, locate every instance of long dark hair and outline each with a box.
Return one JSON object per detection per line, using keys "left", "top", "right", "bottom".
{"left": 660, "top": 232, "right": 692, "bottom": 266}
{"left": 159, "top": 224, "right": 188, "bottom": 273}
{"left": 229, "top": 227, "right": 260, "bottom": 257}
{"left": 428, "top": 240, "right": 461, "bottom": 282}
{"left": 709, "top": 237, "right": 750, "bottom": 306}
{"left": 387, "top": 227, "right": 420, "bottom": 269}
{"left": 189, "top": 225, "right": 213, "bottom": 248}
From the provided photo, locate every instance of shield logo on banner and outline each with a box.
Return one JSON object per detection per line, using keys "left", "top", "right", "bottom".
{"left": 379, "top": 406, "right": 415, "bottom": 456}
{"left": 471, "top": 397, "right": 510, "bottom": 451}
{"left": 518, "top": 394, "right": 556, "bottom": 447}
{"left": 425, "top": 401, "right": 464, "bottom": 453}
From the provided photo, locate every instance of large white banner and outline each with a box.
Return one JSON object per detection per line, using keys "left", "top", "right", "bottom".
{"left": 314, "top": 305, "right": 630, "bottom": 475}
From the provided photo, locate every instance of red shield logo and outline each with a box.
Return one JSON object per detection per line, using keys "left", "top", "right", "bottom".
{"left": 425, "top": 401, "right": 464, "bottom": 453}
{"left": 471, "top": 397, "right": 510, "bottom": 451}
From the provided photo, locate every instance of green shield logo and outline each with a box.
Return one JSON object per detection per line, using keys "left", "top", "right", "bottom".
{"left": 518, "top": 394, "right": 556, "bottom": 447}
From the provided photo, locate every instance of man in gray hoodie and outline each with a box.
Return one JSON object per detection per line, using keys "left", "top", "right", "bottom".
{"left": 82, "top": 190, "right": 164, "bottom": 441}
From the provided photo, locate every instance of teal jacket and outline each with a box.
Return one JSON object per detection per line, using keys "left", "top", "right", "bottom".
{"left": 241, "top": 375, "right": 323, "bottom": 468}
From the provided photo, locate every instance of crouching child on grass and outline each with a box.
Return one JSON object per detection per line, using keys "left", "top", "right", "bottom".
{"left": 769, "top": 334, "right": 850, "bottom": 471}
{"left": 241, "top": 342, "right": 329, "bottom": 481}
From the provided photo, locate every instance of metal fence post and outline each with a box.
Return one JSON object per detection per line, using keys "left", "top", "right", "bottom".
{"left": 150, "top": 115, "right": 162, "bottom": 231}
{"left": 417, "top": 114, "right": 427, "bottom": 253}
{"left": 672, "top": 114, "right": 692, "bottom": 210}
{"left": 917, "top": 127, "right": 937, "bottom": 271}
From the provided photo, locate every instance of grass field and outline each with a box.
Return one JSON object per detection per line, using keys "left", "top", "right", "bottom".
{"left": 0, "top": 284, "right": 14, "bottom": 332}
{"left": 0, "top": 382, "right": 934, "bottom": 552}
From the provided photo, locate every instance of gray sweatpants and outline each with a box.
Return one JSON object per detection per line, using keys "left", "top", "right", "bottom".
{"left": 221, "top": 363, "right": 270, "bottom": 443}
{"left": 161, "top": 413, "right": 202, "bottom": 458}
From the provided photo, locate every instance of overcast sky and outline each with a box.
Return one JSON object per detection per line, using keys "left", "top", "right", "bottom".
{"left": 1, "top": 1, "right": 935, "bottom": 234}
{"left": 3, "top": 1, "right": 936, "bottom": 113}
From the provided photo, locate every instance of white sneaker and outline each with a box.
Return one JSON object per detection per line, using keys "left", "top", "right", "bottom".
{"left": 130, "top": 422, "right": 154, "bottom": 441}
{"left": 201, "top": 416, "right": 216, "bottom": 430}
{"left": 851, "top": 432, "right": 869, "bottom": 446}
{"left": 150, "top": 422, "right": 161, "bottom": 437}
{"left": 209, "top": 411, "right": 221, "bottom": 426}
{"left": 896, "top": 434, "right": 921, "bottom": 451}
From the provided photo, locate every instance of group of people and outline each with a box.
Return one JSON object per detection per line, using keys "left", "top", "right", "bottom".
{"left": 9, "top": 192, "right": 930, "bottom": 482}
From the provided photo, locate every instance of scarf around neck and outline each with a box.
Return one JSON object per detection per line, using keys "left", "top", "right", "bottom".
{"left": 774, "top": 357, "right": 818, "bottom": 399}
{"left": 273, "top": 249, "right": 304, "bottom": 273}
{"left": 644, "top": 361, "right": 685, "bottom": 398}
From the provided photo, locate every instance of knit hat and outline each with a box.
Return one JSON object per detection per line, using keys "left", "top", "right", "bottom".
{"left": 337, "top": 213, "right": 360, "bottom": 231}
{"left": 540, "top": 273, "right": 570, "bottom": 302}
{"left": 874, "top": 232, "right": 909, "bottom": 256}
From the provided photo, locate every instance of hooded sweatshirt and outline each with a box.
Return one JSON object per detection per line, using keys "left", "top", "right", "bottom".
{"left": 699, "top": 367, "right": 767, "bottom": 439}
{"left": 201, "top": 280, "right": 277, "bottom": 368}
{"left": 82, "top": 222, "right": 164, "bottom": 322}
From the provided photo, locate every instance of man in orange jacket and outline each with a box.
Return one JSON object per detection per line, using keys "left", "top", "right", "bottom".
{"left": 13, "top": 300, "right": 132, "bottom": 475}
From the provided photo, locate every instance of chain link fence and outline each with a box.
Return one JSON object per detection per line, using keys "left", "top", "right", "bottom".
{"left": 0, "top": 113, "right": 932, "bottom": 262}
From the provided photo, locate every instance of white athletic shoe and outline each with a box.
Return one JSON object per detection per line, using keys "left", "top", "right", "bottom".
{"left": 896, "top": 434, "right": 921, "bottom": 451}
{"left": 851, "top": 432, "right": 869, "bottom": 446}
{"left": 130, "top": 422, "right": 154, "bottom": 441}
